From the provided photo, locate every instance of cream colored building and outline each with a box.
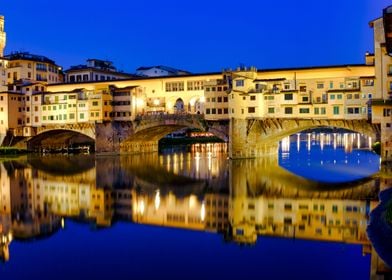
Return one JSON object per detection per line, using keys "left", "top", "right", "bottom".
{"left": 4, "top": 52, "right": 62, "bottom": 84}
{"left": 370, "top": 7, "right": 392, "bottom": 161}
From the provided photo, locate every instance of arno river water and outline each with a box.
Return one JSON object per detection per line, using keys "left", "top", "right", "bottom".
{"left": 0, "top": 132, "right": 391, "bottom": 280}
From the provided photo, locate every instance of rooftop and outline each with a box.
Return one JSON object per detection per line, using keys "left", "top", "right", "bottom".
{"left": 4, "top": 52, "right": 56, "bottom": 65}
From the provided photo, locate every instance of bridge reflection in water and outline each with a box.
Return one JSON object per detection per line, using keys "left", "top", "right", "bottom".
{"left": 0, "top": 140, "right": 389, "bottom": 278}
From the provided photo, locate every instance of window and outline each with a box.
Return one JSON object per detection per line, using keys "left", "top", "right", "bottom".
{"left": 235, "top": 80, "right": 244, "bottom": 87}
{"left": 248, "top": 107, "right": 255, "bottom": 113}
{"left": 299, "top": 108, "right": 309, "bottom": 114}
{"left": 299, "top": 85, "right": 307, "bottom": 92}
{"left": 302, "top": 96, "right": 309, "bottom": 102}
{"left": 92, "top": 101, "right": 99, "bottom": 106}
{"left": 314, "top": 107, "right": 320, "bottom": 115}
{"left": 284, "top": 93, "right": 293, "bottom": 100}
{"left": 80, "top": 113, "right": 84, "bottom": 119}
{"left": 337, "top": 94, "right": 342, "bottom": 100}
{"left": 384, "top": 108, "right": 392, "bottom": 117}
{"left": 330, "top": 94, "right": 335, "bottom": 100}
{"left": 250, "top": 95, "right": 256, "bottom": 101}
{"left": 317, "top": 83, "right": 324, "bottom": 89}
{"left": 333, "top": 106, "right": 339, "bottom": 115}
{"left": 329, "top": 82, "right": 333, "bottom": 89}
{"left": 268, "top": 107, "right": 275, "bottom": 114}
{"left": 285, "top": 107, "right": 293, "bottom": 114}
{"left": 320, "top": 107, "right": 326, "bottom": 114}
{"left": 165, "top": 82, "right": 185, "bottom": 92}
{"left": 69, "top": 113, "right": 75, "bottom": 119}
{"left": 347, "top": 107, "right": 360, "bottom": 114}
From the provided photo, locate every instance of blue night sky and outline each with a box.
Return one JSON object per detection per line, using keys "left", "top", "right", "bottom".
{"left": 0, "top": 0, "right": 390, "bottom": 73}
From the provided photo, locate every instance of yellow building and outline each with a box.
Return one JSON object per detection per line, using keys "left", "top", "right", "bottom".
{"left": 370, "top": 7, "right": 392, "bottom": 161}
{"left": 4, "top": 52, "right": 62, "bottom": 84}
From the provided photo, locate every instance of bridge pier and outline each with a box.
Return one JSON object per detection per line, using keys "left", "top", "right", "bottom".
{"left": 229, "top": 118, "right": 279, "bottom": 159}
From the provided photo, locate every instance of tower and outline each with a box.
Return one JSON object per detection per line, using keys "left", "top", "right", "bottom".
{"left": 0, "top": 16, "right": 5, "bottom": 57}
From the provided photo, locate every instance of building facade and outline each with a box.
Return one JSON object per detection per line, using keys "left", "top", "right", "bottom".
{"left": 3, "top": 52, "right": 63, "bottom": 84}
{"left": 370, "top": 7, "right": 392, "bottom": 161}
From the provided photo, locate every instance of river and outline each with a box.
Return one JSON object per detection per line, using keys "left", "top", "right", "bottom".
{"left": 0, "top": 132, "right": 390, "bottom": 280}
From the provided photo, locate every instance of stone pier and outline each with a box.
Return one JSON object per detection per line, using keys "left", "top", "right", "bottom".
{"left": 229, "top": 118, "right": 279, "bottom": 159}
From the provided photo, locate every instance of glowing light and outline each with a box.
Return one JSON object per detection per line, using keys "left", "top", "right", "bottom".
{"left": 320, "top": 133, "right": 324, "bottom": 151}
{"left": 296, "top": 133, "right": 300, "bottom": 152}
{"left": 138, "top": 200, "right": 145, "bottom": 215}
{"left": 200, "top": 96, "right": 206, "bottom": 103}
{"left": 281, "top": 136, "right": 290, "bottom": 153}
{"left": 307, "top": 133, "right": 311, "bottom": 152}
{"left": 200, "top": 201, "right": 206, "bottom": 222}
{"left": 61, "top": 218, "right": 65, "bottom": 229}
{"left": 136, "top": 98, "right": 144, "bottom": 107}
{"left": 189, "top": 195, "right": 196, "bottom": 208}
{"left": 154, "top": 190, "right": 160, "bottom": 210}
{"left": 369, "top": 137, "right": 372, "bottom": 149}
{"left": 153, "top": 99, "right": 160, "bottom": 106}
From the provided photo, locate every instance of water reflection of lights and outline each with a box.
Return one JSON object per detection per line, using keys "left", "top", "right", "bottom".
{"left": 320, "top": 133, "right": 324, "bottom": 151}
{"left": 289, "top": 132, "right": 373, "bottom": 153}
{"left": 281, "top": 136, "right": 290, "bottom": 153}
{"left": 154, "top": 190, "right": 160, "bottom": 210}
{"left": 189, "top": 195, "right": 196, "bottom": 209}
{"left": 138, "top": 200, "right": 145, "bottom": 215}
{"left": 200, "top": 201, "right": 206, "bottom": 222}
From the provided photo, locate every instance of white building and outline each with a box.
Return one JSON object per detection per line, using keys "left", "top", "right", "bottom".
{"left": 64, "top": 59, "right": 135, "bottom": 83}
{"left": 136, "top": 65, "right": 191, "bottom": 77}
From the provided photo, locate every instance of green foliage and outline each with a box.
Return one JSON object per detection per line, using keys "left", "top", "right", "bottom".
{"left": 372, "top": 142, "right": 381, "bottom": 155}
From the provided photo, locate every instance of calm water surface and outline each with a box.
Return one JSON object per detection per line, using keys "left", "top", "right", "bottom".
{"left": 0, "top": 132, "right": 389, "bottom": 280}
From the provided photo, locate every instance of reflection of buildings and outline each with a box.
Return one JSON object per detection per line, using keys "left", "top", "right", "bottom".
{"left": 230, "top": 195, "right": 370, "bottom": 245}
{"left": 0, "top": 151, "right": 387, "bottom": 280}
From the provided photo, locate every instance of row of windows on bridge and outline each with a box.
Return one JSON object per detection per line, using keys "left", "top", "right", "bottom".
{"left": 204, "top": 106, "right": 366, "bottom": 115}
{"left": 165, "top": 81, "right": 228, "bottom": 92}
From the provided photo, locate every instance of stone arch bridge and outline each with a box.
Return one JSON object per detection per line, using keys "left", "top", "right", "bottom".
{"left": 26, "top": 115, "right": 378, "bottom": 158}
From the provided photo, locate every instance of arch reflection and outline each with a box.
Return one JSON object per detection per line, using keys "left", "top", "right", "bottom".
{"left": 0, "top": 142, "right": 388, "bottom": 278}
